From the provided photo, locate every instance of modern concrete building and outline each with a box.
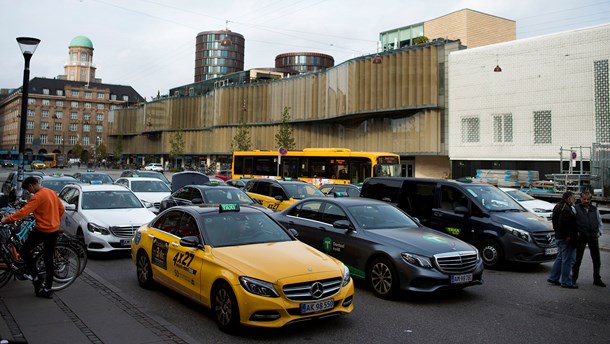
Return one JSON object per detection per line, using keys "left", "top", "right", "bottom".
{"left": 275, "top": 52, "right": 334, "bottom": 74}
{"left": 448, "top": 23, "right": 610, "bottom": 184}
{"left": 195, "top": 29, "right": 245, "bottom": 82}
{"left": 380, "top": 8, "right": 515, "bottom": 50}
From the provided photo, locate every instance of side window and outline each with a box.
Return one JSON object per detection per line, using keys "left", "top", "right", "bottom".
{"left": 152, "top": 210, "right": 183, "bottom": 235}
{"left": 440, "top": 186, "right": 467, "bottom": 212}
{"left": 291, "top": 201, "right": 323, "bottom": 221}
{"left": 402, "top": 181, "right": 435, "bottom": 222}
{"left": 176, "top": 214, "right": 199, "bottom": 238}
{"left": 173, "top": 187, "right": 190, "bottom": 200}
{"left": 115, "top": 179, "right": 127, "bottom": 187}
{"left": 321, "top": 202, "right": 348, "bottom": 225}
{"left": 271, "top": 185, "right": 284, "bottom": 198}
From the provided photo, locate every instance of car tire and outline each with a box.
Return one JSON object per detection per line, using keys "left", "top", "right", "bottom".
{"left": 368, "top": 257, "right": 398, "bottom": 299}
{"left": 136, "top": 251, "right": 154, "bottom": 289}
{"left": 478, "top": 239, "right": 504, "bottom": 269}
{"left": 212, "top": 281, "right": 240, "bottom": 333}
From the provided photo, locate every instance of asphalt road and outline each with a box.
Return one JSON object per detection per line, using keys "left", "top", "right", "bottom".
{"left": 2, "top": 167, "right": 610, "bottom": 343}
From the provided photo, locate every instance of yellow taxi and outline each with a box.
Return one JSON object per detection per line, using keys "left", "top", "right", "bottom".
{"left": 31, "top": 160, "right": 47, "bottom": 169}
{"left": 243, "top": 178, "right": 325, "bottom": 211}
{"left": 131, "top": 204, "right": 354, "bottom": 332}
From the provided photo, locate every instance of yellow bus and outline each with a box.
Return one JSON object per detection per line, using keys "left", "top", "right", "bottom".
{"left": 232, "top": 148, "right": 401, "bottom": 186}
{"left": 40, "top": 153, "right": 66, "bottom": 168}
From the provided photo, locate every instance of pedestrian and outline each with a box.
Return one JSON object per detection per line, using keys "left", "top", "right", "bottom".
{"left": 572, "top": 191, "right": 606, "bottom": 287}
{"left": 0, "top": 176, "right": 65, "bottom": 298}
{"left": 547, "top": 191, "right": 579, "bottom": 289}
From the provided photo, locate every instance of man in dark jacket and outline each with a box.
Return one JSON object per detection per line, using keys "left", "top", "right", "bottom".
{"left": 548, "top": 191, "right": 579, "bottom": 288}
{"left": 572, "top": 191, "right": 605, "bottom": 287}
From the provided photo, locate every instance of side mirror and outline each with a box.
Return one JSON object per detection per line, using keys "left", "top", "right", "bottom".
{"left": 288, "top": 228, "right": 299, "bottom": 237}
{"left": 192, "top": 198, "right": 203, "bottom": 205}
{"left": 274, "top": 195, "right": 284, "bottom": 201}
{"left": 65, "top": 203, "right": 76, "bottom": 211}
{"left": 333, "top": 219, "right": 354, "bottom": 231}
{"left": 180, "top": 235, "right": 202, "bottom": 248}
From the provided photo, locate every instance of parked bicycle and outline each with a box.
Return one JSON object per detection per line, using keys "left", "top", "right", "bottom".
{"left": 0, "top": 209, "right": 86, "bottom": 291}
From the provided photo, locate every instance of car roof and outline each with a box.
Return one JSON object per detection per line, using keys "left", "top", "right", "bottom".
{"left": 288, "top": 196, "right": 386, "bottom": 207}
{"left": 41, "top": 175, "right": 78, "bottom": 181}
{"left": 67, "top": 183, "right": 135, "bottom": 192}
{"left": 178, "top": 184, "right": 242, "bottom": 191}
{"left": 116, "top": 177, "right": 164, "bottom": 182}
{"left": 169, "top": 204, "right": 266, "bottom": 216}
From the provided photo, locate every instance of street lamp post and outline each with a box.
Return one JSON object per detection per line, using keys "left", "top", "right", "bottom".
{"left": 15, "top": 37, "right": 40, "bottom": 201}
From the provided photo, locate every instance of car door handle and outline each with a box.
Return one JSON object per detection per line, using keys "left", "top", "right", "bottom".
{"left": 433, "top": 211, "right": 443, "bottom": 217}
{"left": 171, "top": 242, "right": 179, "bottom": 247}
{"left": 147, "top": 234, "right": 155, "bottom": 238}
{"left": 317, "top": 226, "right": 327, "bottom": 231}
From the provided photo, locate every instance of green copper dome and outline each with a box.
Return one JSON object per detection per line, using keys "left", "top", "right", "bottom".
{"left": 69, "top": 36, "right": 93, "bottom": 49}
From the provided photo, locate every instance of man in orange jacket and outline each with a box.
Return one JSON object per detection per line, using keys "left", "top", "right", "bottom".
{"left": 1, "top": 176, "right": 65, "bottom": 298}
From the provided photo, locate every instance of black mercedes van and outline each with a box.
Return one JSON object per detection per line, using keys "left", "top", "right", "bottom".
{"left": 361, "top": 177, "right": 558, "bottom": 268}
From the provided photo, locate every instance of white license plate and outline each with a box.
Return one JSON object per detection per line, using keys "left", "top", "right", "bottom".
{"left": 120, "top": 239, "right": 132, "bottom": 246}
{"left": 451, "top": 274, "right": 473, "bottom": 284}
{"left": 545, "top": 247, "right": 558, "bottom": 255}
{"left": 300, "top": 299, "right": 334, "bottom": 314}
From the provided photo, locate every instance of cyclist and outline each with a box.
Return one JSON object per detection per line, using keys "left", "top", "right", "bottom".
{"left": 0, "top": 176, "right": 65, "bottom": 298}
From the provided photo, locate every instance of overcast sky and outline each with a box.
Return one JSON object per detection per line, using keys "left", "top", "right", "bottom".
{"left": 2, "top": 0, "right": 610, "bottom": 100}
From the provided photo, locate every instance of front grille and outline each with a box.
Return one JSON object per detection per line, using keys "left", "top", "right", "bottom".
{"left": 532, "top": 231, "right": 555, "bottom": 247}
{"left": 153, "top": 202, "right": 161, "bottom": 208}
{"left": 282, "top": 277, "right": 342, "bottom": 301}
{"left": 434, "top": 251, "right": 479, "bottom": 274}
{"left": 109, "top": 225, "right": 136, "bottom": 238}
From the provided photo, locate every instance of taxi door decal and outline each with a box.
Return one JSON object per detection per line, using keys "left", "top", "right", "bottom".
{"left": 152, "top": 238, "right": 169, "bottom": 269}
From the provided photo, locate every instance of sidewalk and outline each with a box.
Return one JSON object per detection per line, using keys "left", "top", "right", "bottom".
{"left": 0, "top": 270, "right": 200, "bottom": 344}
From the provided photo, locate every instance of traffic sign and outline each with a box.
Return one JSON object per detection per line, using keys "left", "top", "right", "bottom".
{"left": 279, "top": 147, "right": 288, "bottom": 156}
{"left": 571, "top": 151, "right": 577, "bottom": 160}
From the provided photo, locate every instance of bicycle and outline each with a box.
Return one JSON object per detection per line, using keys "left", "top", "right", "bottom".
{"left": 0, "top": 213, "right": 84, "bottom": 291}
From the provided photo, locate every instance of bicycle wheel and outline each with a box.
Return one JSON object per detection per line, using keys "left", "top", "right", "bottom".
{"left": 57, "top": 234, "right": 87, "bottom": 275}
{"left": 0, "top": 254, "right": 14, "bottom": 288}
{"left": 35, "top": 244, "right": 81, "bottom": 291}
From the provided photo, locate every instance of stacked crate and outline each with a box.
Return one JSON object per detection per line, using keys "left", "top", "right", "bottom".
{"left": 474, "top": 169, "right": 539, "bottom": 187}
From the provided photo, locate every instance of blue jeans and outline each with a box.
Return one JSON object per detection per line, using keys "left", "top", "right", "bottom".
{"left": 549, "top": 239, "right": 577, "bottom": 286}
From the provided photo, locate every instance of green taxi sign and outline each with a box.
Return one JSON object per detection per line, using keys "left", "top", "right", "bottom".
{"left": 219, "top": 203, "right": 240, "bottom": 212}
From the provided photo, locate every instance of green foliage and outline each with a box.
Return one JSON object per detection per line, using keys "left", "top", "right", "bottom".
{"left": 113, "top": 135, "right": 124, "bottom": 162}
{"left": 231, "top": 122, "right": 252, "bottom": 152}
{"left": 275, "top": 106, "right": 296, "bottom": 150}
{"left": 169, "top": 130, "right": 185, "bottom": 167}
{"left": 71, "top": 142, "right": 83, "bottom": 160}
{"left": 96, "top": 143, "right": 107, "bottom": 161}
{"left": 413, "top": 36, "right": 430, "bottom": 45}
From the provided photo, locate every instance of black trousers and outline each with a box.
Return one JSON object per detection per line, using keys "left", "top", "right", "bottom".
{"left": 19, "top": 230, "right": 59, "bottom": 289}
{"left": 572, "top": 236, "right": 602, "bottom": 282}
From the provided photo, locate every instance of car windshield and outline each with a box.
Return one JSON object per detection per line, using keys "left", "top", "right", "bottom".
{"left": 81, "top": 191, "right": 144, "bottom": 210}
{"left": 202, "top": 188, "right": 255, "bottom": 204}
{"left": 347, "top": 203, "right": 419, "bottom": 229}
{"left": 130, "top": 180, "right": 171, "bottom": 192}
{"left": 133, "top": 171, "right": 170, "bottom": 184}
{"left": 463, "top": 185, "right": 523, "bottom": 211}
{"left": 201, "top": 212, "right": 292, "bottom": 247}
{"left": 79, "top": 173, "right": 113, "bottom": 184}
{"left": 282, "top": 183, "right": 325, "bottom": 199}
{"left": 504, "top": 189, "right": 536, "bottom": 202}
{"left": 42, "top": 180, "right": 75, "bottom": 193}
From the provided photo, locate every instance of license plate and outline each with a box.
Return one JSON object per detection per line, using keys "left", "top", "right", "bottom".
{"left": 300, "top": 299, "right": 334, "bottom": 314}
{"left": 545, "top": 247, "right": 558, "bottom": 255}
{"left": 451, "top": 274, "right": 473, "bottom": 284}
{"left": 120, "top": 239, "right": 132, "bottom": 246}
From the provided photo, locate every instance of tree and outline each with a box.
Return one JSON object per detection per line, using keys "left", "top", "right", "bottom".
{"left": 71, "top": 142, "right": 83, "bottom": 161}
{"left": 169, "top": 130, "right": 185, "bottom": 169}
{"left": 113, "top": 134, "right": 124, "bottom": 163}
{"left": 96, "top": 143, "right": 107, "bottom": 162}
{"left": 413, "top": 36, "right": 429, "bottom": 45}
{"left": 275, "top": 106, "right": 296, "bottom": 150}
{"left": 231, "top": 122, "right": 252, "bottom": 152}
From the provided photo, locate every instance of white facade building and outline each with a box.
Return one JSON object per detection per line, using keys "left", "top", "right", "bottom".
{"left": 448, "top": 23, "right": 610, "bottom": 178}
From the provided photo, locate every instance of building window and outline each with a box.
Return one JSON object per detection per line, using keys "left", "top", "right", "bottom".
{"left": 84, "top": 103, "right": 92, "bottom": 109}
{"left": 43, "top": 88, "right": 49, "bottom": 95}
{"left": 83, "top": 113, "right": 91, "bottom": 121}
{"left": 69, "top": 123, "right": 77, "bottom": 132}
{"left": 80, "top": 53, "right": 86, "bottom": 62}
{"left": 96, "top": 125, "right": 103, "bottom": 133}
{"left": 54, "top": 135, "right": 62, "bottom": 144}
{"left": 72, "top": 90, "right": 80, "bottom": 97}
{"left": 56, "top": 100, "right": 63, "bottom": 106}
{"left": 83, "top": 136, "right": 90, "bottom": 145}
{"left": 69, "top": 135, "right": 77, "bottom": 145}
{"left": 533, "top": 110, "right": 552, "bottom": 144}
{"left": 54, "top": 111, "right": 63, "bottom": 119}
{"left": 40, "top": 134, "right": 48, "bottom": 144}
{"left": 492, "top": 113, "right": 513, "bottom": 143}
{"left": 83, "top": 124, "right": 91, "bottom": 132}
{"left": 41, "top": 110, "right": 49, "bottom": 118}
{"left": 70, "top": 112, "right": 78, "bottom": 120}
{"left": 71, "top": 101, "right": 79, "bottom": 108}
{"left": 110, "top": 94, "right": 117, "bottom": 100}
{"left": 26, "top": 134, "right": 33, "bottom": 144}
{"left": 84, "top": 91, "right": 92, "bottom": 98}
{"left": 96, "top": 113, "right": 104, "bottom": 121}
{"left": 40, "top": 122, "right": 49, "bottom": 130}
{"left": 42, "top": 99, "right": 50, "bottom": 106}
{"left": 57, "top": 90, "right": 64, "bottom": 96}
{"left": 97, "top": 93, "right": 105, "bottom": 99}
{"left": 122, "top": 95, "right": 128, "bottom": 101}
{"left": 461, "top": 117, "right": 480, "bottom": 143}
{"left": 97, "top": 103, "right": 104, "bottom": 109}
{"left": 28, "top": 98, "right": 36, "bottom": 105}
{"left": 26, "top": 121, "right": 35, "bottom": 129}
{"left": 27, "top": 109, "right": 35, "bottom": 117}
{"left": 55, "top": 123, "right": 62, "bottom": 131}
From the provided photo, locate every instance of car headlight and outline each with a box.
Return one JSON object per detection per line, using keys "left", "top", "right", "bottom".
{"left": 401, "top": 252, "right": 433, "bottom": 269}
{"left": 503, "top": 224, "right": 531, "bottom": 242}
{"left": 531, "top": 208, "right": 548, "bottom": 214}
{"left": 87, "top": 222, "right": 110, "bottom": 235}
{"left": 341, "top": 265, "right": 351, "bottom": 287}
{"left": 239, "top": 276, "right": 279, "bottom": 298}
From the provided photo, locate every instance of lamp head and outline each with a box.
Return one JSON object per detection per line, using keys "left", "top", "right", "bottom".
{"left": 16, "top": 37, "right": 41, "bottom": 56}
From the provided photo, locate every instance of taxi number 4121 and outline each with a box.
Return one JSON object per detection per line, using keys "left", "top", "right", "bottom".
{"left": 173, "top": 251, "right": 194, "bottom": 267}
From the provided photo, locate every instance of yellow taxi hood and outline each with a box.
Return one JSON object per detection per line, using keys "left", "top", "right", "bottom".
{"left": 211, "top": 241, "right": 342, "bottom": 282}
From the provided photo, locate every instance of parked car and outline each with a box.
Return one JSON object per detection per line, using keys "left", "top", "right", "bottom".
{"left": 114, "top": 177, "right": 171, "bottom": 214}
{"left": 59, "top": 183, "right": 156, "bottom": 253}
{"left": 499, "top": 187, "right": 554, "bottom": 221}
{"left": 120, "top": 170, "right": 171, "bottom": 187}
{"left": 360, "top": 177, "right": 557, "bottom": 268}
{"left": 131, "top": 204, "right": 354, "bottom": 332}
{"left": 214, "top": 169, "right": 232, "bottom": 181}
{"left": 1, "top": 170, "right": 45, "bottom": 203}
{"left": 1, "top": 160, "right": 15, "bottom": 168}
{"left": 244, "top": 178, "right": 325, "bottom": 211}
{"left": 319, "top": 183, "right": 361, "bottom": 197}
{"left": 226, "top": 178, "right": 251, "bottom": 189}
{"left": 159, "top": 184, "right": 271, "bottom": 213}
{"left": 31, "top": 160, "right": 47, "bottom": 169}
{"left": 39, "top": 174, "right": 80, "bottom": 194}
{"left": 272, "top": 196, "right": 483, "bottom": 299}
{"left": 72, "top": 171, "right": 114, "bottom": 184}
{"left": 144, "top": 163, "right": 164, "bottom": 172}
